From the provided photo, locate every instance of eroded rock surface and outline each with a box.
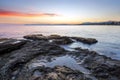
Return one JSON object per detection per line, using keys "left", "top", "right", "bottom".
{"left": 17, "top": 65, "right": 91, "bottom": 80}
{"left": 71, "top": 37, "right": 98, "bottom": 44}
{"left": 0, "top": 34, "right": 119, "bottom": 80}
{"left": 0, "top": 38, "right": 27, "bottom": 54}
{"left": 24, "top": 34, "right": 97, "bottom": 45}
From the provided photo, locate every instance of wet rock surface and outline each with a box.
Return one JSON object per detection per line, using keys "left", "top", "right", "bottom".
{"left": 0, "top": 34, "right": 120, "bottom": 80}
{"left": 0, "top": 38, "right": 27, "bottom": 54}
{"left": 17, "top": 65, "right": 91, "bottom": 80}
{"left": 24, "top": 34, "right": 97, "bottom": 45}
{"left": 71, "top": 37, "right": 98, "bottom": 44}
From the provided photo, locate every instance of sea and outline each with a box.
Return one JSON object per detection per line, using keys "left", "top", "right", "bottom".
{"left": 0, "top": 24, "right": 120, "bottom": 60}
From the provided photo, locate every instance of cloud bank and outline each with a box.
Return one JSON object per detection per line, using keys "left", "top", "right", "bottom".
{"left": 0, "top": 9, "right": 58, "bottom": 17}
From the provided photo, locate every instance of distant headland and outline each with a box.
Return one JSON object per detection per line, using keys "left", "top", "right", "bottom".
{"left": 25, "top": 21, "right": 120, "bottom": 25}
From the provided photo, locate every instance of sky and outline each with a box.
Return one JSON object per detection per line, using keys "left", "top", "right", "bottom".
{"left": 0, "top": 0, "right": 120, "bottom": 24}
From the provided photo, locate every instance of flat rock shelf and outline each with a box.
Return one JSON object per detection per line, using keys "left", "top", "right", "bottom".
{"left": 0, "top": 34, "right": 120, "bottom": 80}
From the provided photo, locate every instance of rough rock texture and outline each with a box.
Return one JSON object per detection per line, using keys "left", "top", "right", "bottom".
{"left": 71, "top": 37, "right": 98, "bottom": 44}
{"left": 24, "top": 34, "right": 47, "bottom": 40}
{"left": 0, "top": 38, "right": 9, "bottom": 42}
{"left": 81, "top": 51, "right": 120, "bottom": 80}
{"left": 0, "top": 39, "right": 27, "bottom": 54}
{"left": 0, "top": 34, "right": 119, "bottom": 80}
{"left": 24, "top": 34, "right": 97, "bottom": 45}
{"left": 0, "top": 39, "right": 66, "bottom": 80}
{"left": 17, "top": 66, "right": 91, "bottom": 80}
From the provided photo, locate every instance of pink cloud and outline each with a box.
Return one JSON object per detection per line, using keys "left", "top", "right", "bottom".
{"left": 0, "top": 9, "right": 59, "bottom": 17}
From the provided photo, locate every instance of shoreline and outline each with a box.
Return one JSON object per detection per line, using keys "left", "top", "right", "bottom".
{"left": 0, "top": 34, "right": 120, "bottom": 80}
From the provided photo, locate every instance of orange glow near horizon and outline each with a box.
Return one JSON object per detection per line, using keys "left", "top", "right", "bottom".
{"left": 0, "top": 10, "right": 81, "bottom": 24}
{"left": 0, "top": 9, "right": 119, "bottom": 24}
{"left": 0, "top": 9, "right": 58, "bottom": 17}
{"left": 0, "top": 0, "right": 120, "bottom": 24}
{"left": 0, "top": 16, "right": 83, "bottom": 24}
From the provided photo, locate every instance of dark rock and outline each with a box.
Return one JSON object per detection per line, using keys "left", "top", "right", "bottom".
{"left": 94, "top": 72, "right": 109, "bottom": 78}
{"left": 0, "top": 38, "right": 10, "bottom": 42}
{"left": 0, "top": 34, "right": 120, "bottom": 80}
{"left": 24, "top": 34, "right": 73, "bottom": 45}
{"left": 24, "top": 34, "right": 97, "bottom": 45}
{"left": 17, "top": 66, "right": 91, "bottom": 80}
{"left": 47, "top": 34, "right": 61, "bottom": 39}
{"left": 82, "top": 54, "right": 120, "bottom": 79}
{"left": 0, "top": 39, "right": 27, "bottom": 54}
{"left": 24, "top": 34, "right": 47, "bottom": 40}
{"left": 52, "top": 37, "right": 73, "bottom": 44}
{"left": 92, "top": 64, "right": 109, "bottom": 78}
{"left": 72, "top": 37, "right": 98, "bottom": 44}
{"left": 43, "top": 42, "right": 66, "bottom": 55}
{"left": 49, "top": 35, "right": 74, "bottom": 44}
{"left": 109, "top": 65, "right": 120, "bottom": 79}
{"left": 24, "top": 34, "right": 61, "bottom": 40}
{"left": 0, "top": 40, "right": 67, "bottom": 80}
{"left": 92, "top": 64, "right": 120, "bottom": 79}
{"left": 74, "top": 47, "right": 89, "bottom": 52}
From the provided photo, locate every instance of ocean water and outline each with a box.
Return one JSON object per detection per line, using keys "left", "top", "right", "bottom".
{"left": 0, "top": 24, "right": 120, "bottom": 60}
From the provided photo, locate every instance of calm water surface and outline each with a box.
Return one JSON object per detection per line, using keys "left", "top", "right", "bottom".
{"left": 0, "top": 24, "right": 120, "bottom": 60}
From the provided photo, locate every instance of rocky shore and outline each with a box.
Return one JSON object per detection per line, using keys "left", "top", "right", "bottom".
{"left": 0, "top": 34, "right": 120, "bottom": 80}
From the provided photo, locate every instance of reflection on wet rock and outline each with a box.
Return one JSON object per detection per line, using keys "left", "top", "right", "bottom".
{"left": 0, "top": 34, "right": 119, "bottom": 80}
